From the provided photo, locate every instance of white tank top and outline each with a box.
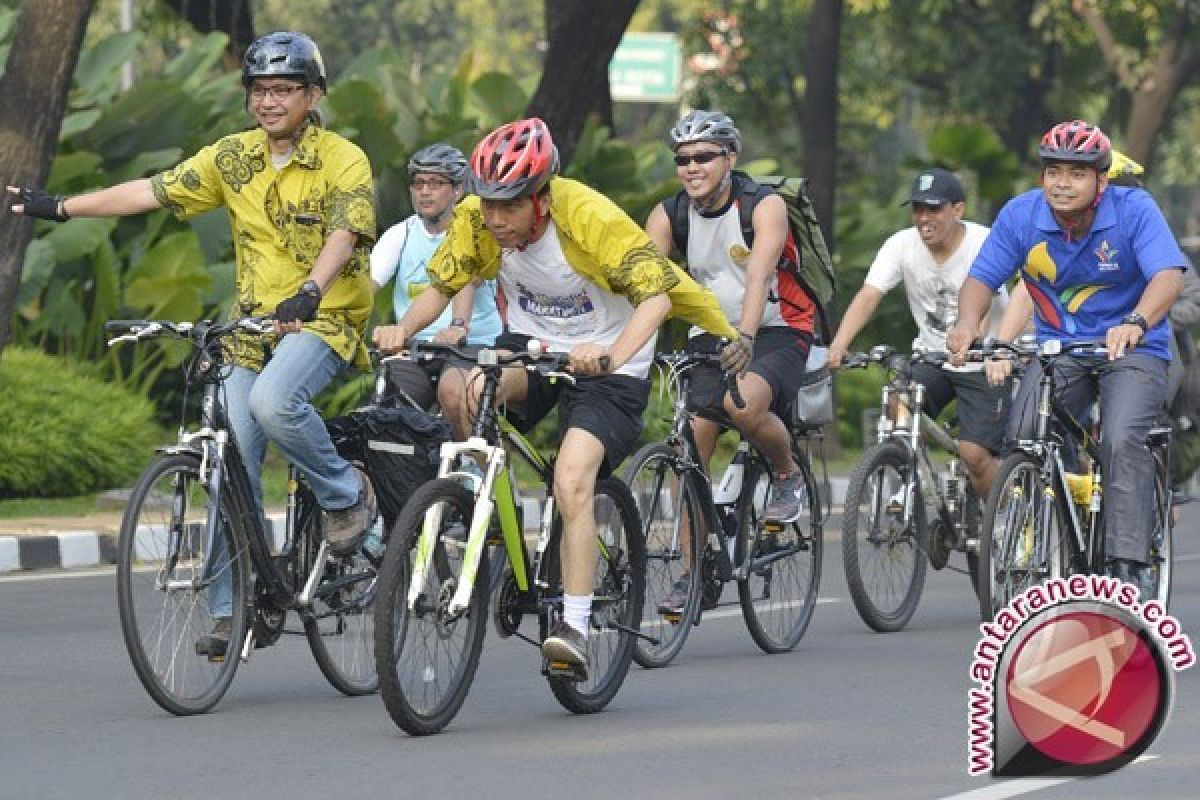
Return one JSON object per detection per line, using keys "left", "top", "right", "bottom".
{"left": 685, "top": 203, "right": 785, "bottom": 335}
{"left": 499, "top": 220, "right": 656, "bottom": 379}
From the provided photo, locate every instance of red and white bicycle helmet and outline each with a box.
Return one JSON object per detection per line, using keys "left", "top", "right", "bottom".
{"left": 468, "top": 117, "right": 560, "bottom": 200}
{"left": 1038, "top": 120, "right": 1112, "bottom": 172}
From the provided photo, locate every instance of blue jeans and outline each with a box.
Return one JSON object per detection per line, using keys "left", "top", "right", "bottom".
{"left": 208, "top": 331, "right": 359, "bottom": 618}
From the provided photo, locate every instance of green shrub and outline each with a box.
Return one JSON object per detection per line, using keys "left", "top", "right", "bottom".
{"left": 0, "top": 348, "right": 162, "bottom": 498}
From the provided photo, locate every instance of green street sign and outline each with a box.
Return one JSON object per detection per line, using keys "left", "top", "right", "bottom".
{"left": 609, "top": 32, "right": 682, "bottom": 103}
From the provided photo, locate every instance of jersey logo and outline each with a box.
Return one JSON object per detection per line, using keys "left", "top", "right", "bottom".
{"left": 1094, "top": 240, "right": 1120, "bottom": 271}
{"left": 514, "top": 281, "right": 595, "bottom": 319}
{"left": 729, "top": 243, "right": 751, "bottom": 265}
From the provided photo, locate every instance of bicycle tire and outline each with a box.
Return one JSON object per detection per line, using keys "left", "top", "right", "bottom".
{"left": 841, "top": 442, "right": 927, "bottom": 632}
{"left": 374, "top": 479, "right": 488, "bottom": 735}
{"left": 621, "top": 443, "right": 703, "bottom": 668}
{"left": 304, "top": 481, "right": 380, "bottom": 696}
{"left": 977, "top": 452, "right": 1067, "bottom": 622}
{"left": 735, "top": 453, "right": 822, "bottom": 653}
{"left": 116, "top": 453, "right": 250, "bottom": 715}
{"left": 547, "top": 476, "right": 646, "bottom": 714}
{"left": 1150, "top": 447, "right": 1173, "bottom": 608}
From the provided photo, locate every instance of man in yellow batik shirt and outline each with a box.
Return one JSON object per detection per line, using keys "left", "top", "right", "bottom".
{"left": 10, "top": 31, "right": 377, "bottom": 659}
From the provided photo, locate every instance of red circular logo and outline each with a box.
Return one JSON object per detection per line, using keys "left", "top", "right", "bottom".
{"left": 1005, "top": 610, "right": 1161, "bottom": 766}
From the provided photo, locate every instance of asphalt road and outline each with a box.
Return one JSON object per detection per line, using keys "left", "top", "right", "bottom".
{"left": 2, "top": 506, "right": 1197, "bottom": 800}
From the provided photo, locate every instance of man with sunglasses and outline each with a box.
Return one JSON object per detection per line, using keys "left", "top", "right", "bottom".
{"left": 827, "top": 168, "right": 1010, "bottom": 500}
{"left": 8, "top": 32, "right": 377, "bottom": 658}
{"left": 370, "top": 143, "right": 501, "bottom": 411}
{"left": 648, "top": 110, "right": 816, "bottom": 533}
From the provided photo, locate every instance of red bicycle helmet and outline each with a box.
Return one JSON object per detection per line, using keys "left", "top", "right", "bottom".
{"left": 1038, "top": 120, "right": 1112, "bottom": 172}
{"left": 469, "top": 118, "right": 560, "bottom": 200}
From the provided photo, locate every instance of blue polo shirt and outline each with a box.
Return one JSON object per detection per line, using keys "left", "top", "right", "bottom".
{"left": 970, "top": 186, "right": 1186, "bottom": 360}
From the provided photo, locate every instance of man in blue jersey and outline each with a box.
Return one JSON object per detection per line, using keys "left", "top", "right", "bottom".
{"left": 948, "top": 120, "right": 1186, "bottom": 595}
{"left": 370, "top": 143, "right": 502, "bottom": 412}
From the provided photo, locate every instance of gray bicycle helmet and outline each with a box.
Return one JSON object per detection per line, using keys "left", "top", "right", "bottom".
{"left": 668, "top": 110, "right": 741, "bottom": 153}
{"left": 407, "top": 143, "right": 468, "bottom": 184}
{"left": 242, "top": 31, "right": 326, "bottom": 90}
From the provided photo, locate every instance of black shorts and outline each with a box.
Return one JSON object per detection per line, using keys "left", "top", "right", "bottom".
{"left": 494, "top": 331, "right": 650, "bottom": 474}
{"left": 909, "top": 363, "right": 1010, "bottom": 455}
{"left": 379, "top": 352, "right": 474, "bottom": 411}
{"left": 687, "top": 327, "right": 813, "bottom": 420}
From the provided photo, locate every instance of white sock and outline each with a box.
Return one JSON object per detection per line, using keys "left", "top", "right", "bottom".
{"left": 563, "top": 593, "right": 593, "bottom": 639}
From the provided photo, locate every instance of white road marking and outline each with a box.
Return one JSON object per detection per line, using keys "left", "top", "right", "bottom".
{"left": 937, "top": 755, "right": 1159, "bottom": 800}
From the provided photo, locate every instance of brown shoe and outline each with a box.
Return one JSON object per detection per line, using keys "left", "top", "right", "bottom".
{"left": 325, "top": 469, "right": 376, "bottom": 557}
{"left": 194, "top": 617, "right": 232, "bottom": 659}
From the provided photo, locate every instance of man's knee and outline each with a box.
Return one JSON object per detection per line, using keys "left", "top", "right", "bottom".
{"left": 554, "top": 463, "right": 595, "bottom": 517}
{"left": 247, "top": 380, "right": 293, "bottom": 429}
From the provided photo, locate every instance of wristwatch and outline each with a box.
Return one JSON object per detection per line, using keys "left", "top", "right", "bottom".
{"left": 450, "top": 317, "right": 469, "bottom": 331}
{"left": 1121, "top": 311, "right": 1149, "bottom": 333}
{"left": 300, "top": 279, "right": 323, "bottom": 299}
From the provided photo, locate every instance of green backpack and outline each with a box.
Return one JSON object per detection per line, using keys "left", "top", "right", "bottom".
{"left": 663, "top": 170, "right": 837, "bottom": 341}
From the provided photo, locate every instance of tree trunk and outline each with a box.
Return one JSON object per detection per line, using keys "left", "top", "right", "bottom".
{"left": 0, "top": 0, "right": 94, "bottom": 356}
{"left": 526, "top": 0, "right": 639, "bottom": 167}
{"left": 998, "top": 0, "right": 1054, "bottom": 161}
{"left": 1074, "top": 0, "right": 1200, "bottom": 167}
{"left": 802, "top": 0, "right": 843, "bottom": 453}
{"left": 163, "top": 0, "right": 255, "bottom": 62}
{"left": 802, "top": 0, "right": 841, "bottom": 254}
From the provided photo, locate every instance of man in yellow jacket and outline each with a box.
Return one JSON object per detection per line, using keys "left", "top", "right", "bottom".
{"left": 374, "top": 117, "right": 741, "bottom": 677}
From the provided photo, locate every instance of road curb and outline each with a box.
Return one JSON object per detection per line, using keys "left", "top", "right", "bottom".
{"left": 0, "top": 498, "right": 546, "bottom": 574}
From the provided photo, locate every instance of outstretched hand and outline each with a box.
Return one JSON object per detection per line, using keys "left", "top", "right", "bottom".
{"left": 6, "top": 186, "right": 69, "bottom": 221}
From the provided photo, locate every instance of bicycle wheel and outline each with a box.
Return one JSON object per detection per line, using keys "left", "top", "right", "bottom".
{"left": 116, "top": 453, "right": 250, "bottom": 715}
{"left": 1149, "top": 447, "right": 1173, "bottom": 607}
{"left": 841, "top": 442, "right": 927, "bottom": 632}
{"left": 548, "top": 476, "right": 646, "bottom": 714}
{"left": 978, "top": 452, "right": 1067, "bottom": 622}
{"left": 304, "top": 484, "right": 379, "bottom": 696}
{"left": 964, "top": 487, "right": 983, "bottom": 599}
{"left": 374, "top": 479, "right": 487, "bottom": 735}
{"left": 736, "top": 453, "right": 822, "bottom": 653}
{"left": 621, "top": 443, "right": 702, "bottom": 668}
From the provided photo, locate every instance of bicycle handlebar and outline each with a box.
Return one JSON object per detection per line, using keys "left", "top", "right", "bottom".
{"left": 407, "top": 338, "right": 586, "bottom": 383}
{"left": 105, "top": 317, "right": 273, "bottom": 347}
{"left": 653, "top": 349, "right": 746, "bottom": 410}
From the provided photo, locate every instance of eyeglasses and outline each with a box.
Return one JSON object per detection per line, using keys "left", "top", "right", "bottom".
{"left": 674, "top": 150, "right": 727, "bottom": 167}
{"left": 410, "top": 178, "right": 453, "bottom": 190}
{"left": 248, "top": 83, "right": 307, "bottom": 102}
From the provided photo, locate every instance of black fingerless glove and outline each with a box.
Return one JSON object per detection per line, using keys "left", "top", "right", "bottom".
{"left": 17, "top": 187, "right": 69, "bottom": 222}
{"left": 274, "top": 290, "right": 321, "bottom": 324}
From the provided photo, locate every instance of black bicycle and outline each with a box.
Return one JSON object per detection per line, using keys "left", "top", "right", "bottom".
{"left": 621, "top": 350, "right": 824, "bottom": 667}
{"left": 109, "top": 318, "right": 380, "bottom": 715}
{"left": 977, "top": 338, "right": 1174, "bottom": 620}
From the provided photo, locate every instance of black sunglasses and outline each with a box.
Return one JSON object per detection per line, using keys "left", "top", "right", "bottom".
{"left": 674, "top": 150, "right": 727, "bottom": 167}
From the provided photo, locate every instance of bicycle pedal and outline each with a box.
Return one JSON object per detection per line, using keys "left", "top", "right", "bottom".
{"left": 542, "top": 658, "right": 587, "bottom": 682}
{"left": 661, "top": 611, "right": 683, "bottom": 624}
{"left": 763, "top": 521, "right": 785, "bottom": 533}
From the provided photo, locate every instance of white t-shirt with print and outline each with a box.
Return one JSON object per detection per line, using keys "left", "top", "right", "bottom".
{"left": 865, "top": 221, "right": 1008, "bottom": 363}
{"left": 499, "top": 220, "right": 656, "bottom": 379}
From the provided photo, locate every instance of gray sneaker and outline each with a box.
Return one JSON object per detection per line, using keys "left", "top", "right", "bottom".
{"left": 194, "top": 616, "right": 232, "bottom": 659}
{"left": 325, "top": 470, "right": 376, "bottom": 557}
{"left": 542, "top": 619, "right": 589, "bottom": 676}
{"left": 764, "top": 472, "right": 807, "bottom": 524}
{"left": 657, "top": 578, "right": 692, "bottom": 616}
